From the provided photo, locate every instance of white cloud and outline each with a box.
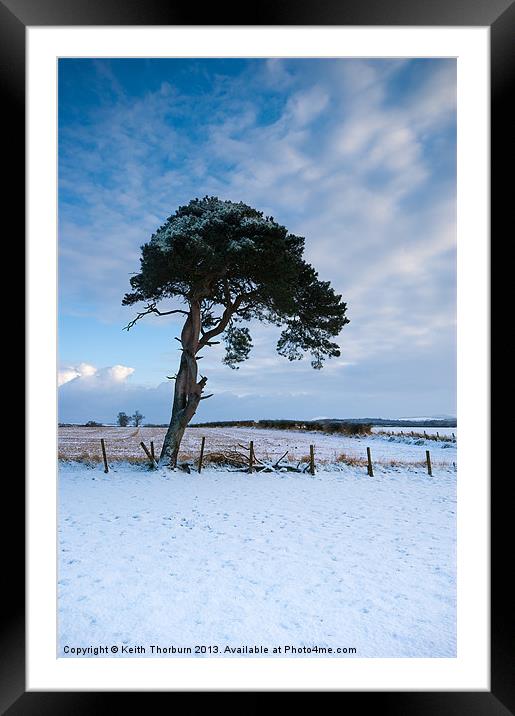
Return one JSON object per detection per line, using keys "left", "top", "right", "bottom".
{"left": 58, "top": 362, "right": 97, "bottom": 386}
{"left": 58, "top": 363, "right": 134, "bottom": 387}
{"left": 58, "top": 369, "right": 80, "bottom": 387}
{"left": 105, "top": 365, "right": 135, "bottom": 382}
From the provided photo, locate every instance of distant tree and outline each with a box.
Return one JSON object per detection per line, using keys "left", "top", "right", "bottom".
{"left": 131, "top": 410, "right": 144, "bottom": 427}
{"left": 84, "top": 420, "right": 102, "bottom": 427}
{"left": 117, "top": 411, "right": 130, "bottom": 427}
{"left": 123, "top": 196, "right": 349, "bottom": 468}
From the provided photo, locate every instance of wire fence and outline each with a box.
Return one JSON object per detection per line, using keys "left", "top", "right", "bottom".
{"left": 58, "top": 426, "right": 457, "bottom": 475}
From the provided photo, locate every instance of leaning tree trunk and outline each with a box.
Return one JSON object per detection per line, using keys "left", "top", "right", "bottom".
{"left": 159, "top": 301, "right": 207, "bottom": 467}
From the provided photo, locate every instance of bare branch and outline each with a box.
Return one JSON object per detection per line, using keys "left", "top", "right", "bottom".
{"left": 153, "top": 306, "right": 189, "bottom": 317}
{"left": 273, "top": 450, "right": 289, "bottom": 468}
{"left": 124, "top": 302, "right": 188, "bottom": 331}
{"left": 199, "top": 393, "right": 214, "bottom": 401}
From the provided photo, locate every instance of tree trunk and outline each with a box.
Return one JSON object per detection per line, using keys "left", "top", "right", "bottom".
{"left": 159, "top": 301, "right": 206, "bottom": 467}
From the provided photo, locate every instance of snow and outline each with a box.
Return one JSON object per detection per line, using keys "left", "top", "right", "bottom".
{"left": 371, "top": 426, "right": 456, "bottom": 438}
{"left": 58, "top": 459, "right": 456, "bottom": 658}
{"left": 228, "top": 237, "right": 255, "bottom": 251}
{"left": 59, "top": 425, "right": 457, "bottom": 467}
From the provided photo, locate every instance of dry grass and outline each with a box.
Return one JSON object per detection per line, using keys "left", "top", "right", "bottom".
{"left": 290, "top": 452, "right": 314, "bottom": 464}
{"left": 203, "top": 450, "right": 249, "bottom": 468}
{"left": 58, "top": 451, "right": 156, "bottom": 466}
{"left": 58, "top": 449, "right": 453, "bottom": 472}
{"left": 335, "top": 452, "right": 451, "bottom": 469}
{"left": 380, "top": 458, "right": 426, "bottom": 468}
{"left": 177, "top": 452, "right": 195, "bottom": 462}
{"left": 126, "top": 456, "right": 155, "bottom": 465}
{"left": 58, "top": 450, "right": 102, "bottom": 463}
{"left": 336, "top": 452, "right": 369, "bottom": 467}
{"left": 376, "top": 430, "right": 455, "bottom": 442}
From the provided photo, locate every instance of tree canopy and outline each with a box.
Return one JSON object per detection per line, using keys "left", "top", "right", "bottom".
{"left": 123, "top": 196, "right": 349, "bottom": 369}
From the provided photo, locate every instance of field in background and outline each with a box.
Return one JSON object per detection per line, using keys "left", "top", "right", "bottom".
{"left": 58, "top": 425, "right": 457, "bottom": 469}
{"left": 371, "top": 426, "right": 456, "bottom": 438}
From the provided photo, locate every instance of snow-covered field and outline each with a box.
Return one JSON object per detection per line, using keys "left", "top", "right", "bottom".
{"left": 371, "top": 426, "right": 456, "bottom": 438}
{"left": 59, "top": 425, "right": 457, "bottom": 467}
{"left": 58, "top": 458, "right": 456, "bottom": 658}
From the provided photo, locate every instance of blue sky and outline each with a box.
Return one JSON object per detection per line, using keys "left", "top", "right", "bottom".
{"left": 58, "top": 58, "right": 456, "bottom": 424}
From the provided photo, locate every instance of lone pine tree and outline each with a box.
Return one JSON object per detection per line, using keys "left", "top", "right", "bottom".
{"left": 123, "top": 197, "right": 349, "bottom": 467}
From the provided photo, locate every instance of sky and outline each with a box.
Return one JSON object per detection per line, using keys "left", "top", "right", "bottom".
{"left": 58, "top": 58, "right": 456, "bottom": 424}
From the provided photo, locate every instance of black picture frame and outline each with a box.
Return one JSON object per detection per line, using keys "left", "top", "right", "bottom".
{"left": 4, "top": 0, "right": 506, "bottom": 711}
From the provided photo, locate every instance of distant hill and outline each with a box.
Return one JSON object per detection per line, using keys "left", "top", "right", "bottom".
{"left": 190, "top": 417, "right": 457, "bottom": 429}
{"left": 316, "top": 417, "right": 457, "bottom": 428}
{"left": 60, "top": 417, "right": 457, "bottom": 429}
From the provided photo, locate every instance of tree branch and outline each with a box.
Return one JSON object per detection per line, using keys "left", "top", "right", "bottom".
{"left": 197, "top": 303, "right": 237, "bottom": 351}
{"left": 196, "top": 290, "right": 259, "bottom": 351}
{"left": 123, "top": 302, "right": 188, "bottom": 331}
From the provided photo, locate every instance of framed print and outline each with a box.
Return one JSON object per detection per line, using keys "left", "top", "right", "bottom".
{"left": 3, "top": 0, "right": 507, "bottom": 710}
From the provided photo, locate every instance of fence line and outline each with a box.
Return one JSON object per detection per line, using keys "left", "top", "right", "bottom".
{"left": 366, "top": 447, "right": 374, "bottom": 477}
{"left": 100, "top": 439, "right": 109, "bottom": 474}
{"left": 75, "top": 432, "right": 454, "bottom": 476}
{"left": 198, "top": 436, "right": 206, "bottom": 473}
{"left": 249, "top": 440, "right": 254, "bottom": 473}
{"left": 426, "top": 450, "right": 433, "bottom": 476}
{"left": 140, "top": 441, "right": 158, "bottom": 469}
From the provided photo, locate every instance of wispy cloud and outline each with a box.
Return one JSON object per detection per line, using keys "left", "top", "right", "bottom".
{"left": 58, "top": 58, "right": 456, "bottom": 420}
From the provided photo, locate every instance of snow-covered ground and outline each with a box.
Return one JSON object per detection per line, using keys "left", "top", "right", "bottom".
{"left": 58, "top": 460, "right": 456, "bottom": 658}
{"left": 59, "top": 425, "right": 456, "bottom": 467}
{"left": 371, "top": 426, "right": 456, "bottom": 438}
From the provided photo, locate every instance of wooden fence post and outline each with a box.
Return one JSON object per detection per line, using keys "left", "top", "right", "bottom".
{"left": 309, "top": 444, "right": 315, "bottom": 475}
{"left": 140, "top": 441, "right": 158, "bottom": 469}
{"left": 366, "top": 447, "right": 374, "bottom": 477}
{"left": 426, "top": 450, "right": 432, "bottom": 476}
{"left": 249, "top": 441, "right": 254, "bottom": 473}
{"left": 100, "top": 438, "right": 109, "bottom": 474}
{"left": 198, "top": 436, "right": 206, "bottom": 473}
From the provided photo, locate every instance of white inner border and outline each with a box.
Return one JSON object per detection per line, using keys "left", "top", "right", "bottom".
{"left": 27, "top": 26, "right": 490, "bottom": 691}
